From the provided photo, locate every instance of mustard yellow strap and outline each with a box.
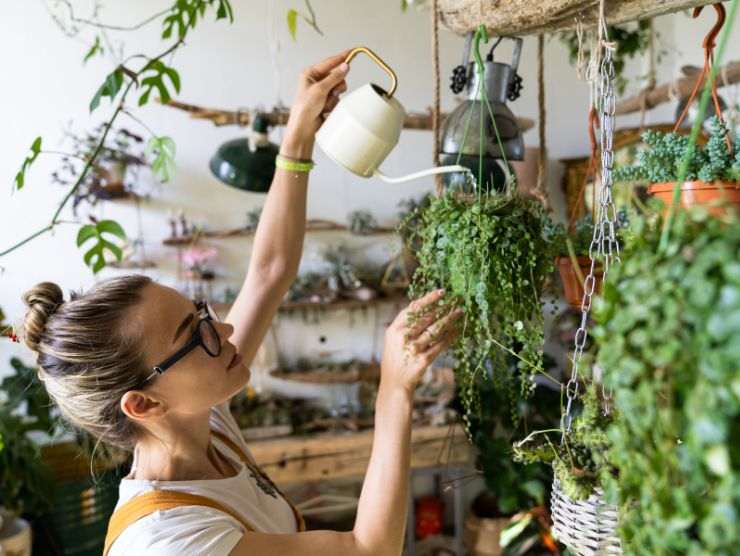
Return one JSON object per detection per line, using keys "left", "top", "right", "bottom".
{"left": 103, "top": 490, "right": 256, "bottom": 556}
{"left": 211, "top": 430, "right": 306, "bottom": 532}
{"left": 276, "top": 154, "right": 315, "bottom": 173}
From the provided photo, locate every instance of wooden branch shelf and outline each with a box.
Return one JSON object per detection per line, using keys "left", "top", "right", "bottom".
{"left": 438, "top": 0, "right": 716, "bottom": 36}
{"left": 163, "top": 219, "right": 397, "bottom": 246}
{"left": 212, "top": 294, "right": 407, "bottom": 317}
{"left": 248, "top": 424, "right": 472, "bottom": 486}
{"left": 164, "top": 99, "right": 535, "bottom": 133}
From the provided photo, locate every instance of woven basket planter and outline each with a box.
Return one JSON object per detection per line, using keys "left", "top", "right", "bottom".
{"left": 551, "top": 479, "right": 621, "bottom": 556}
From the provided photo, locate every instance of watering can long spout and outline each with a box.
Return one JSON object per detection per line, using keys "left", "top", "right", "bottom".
{"left": 373, "top": 165, "right": 470, "bottom": 184}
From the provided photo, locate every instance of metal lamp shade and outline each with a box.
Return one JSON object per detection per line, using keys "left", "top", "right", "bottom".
{"left": 440, "top": 55, "right": 524, "bottom": 193}
{"left": 209, "top": 137, "right": 278, "bottom": 193}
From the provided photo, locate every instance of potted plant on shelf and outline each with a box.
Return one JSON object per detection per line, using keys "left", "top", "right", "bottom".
{"left": 613, "top": 117, "right": 740, "bottom": 215}
{"left": 52, "top": 125, "right": 149, "bottom": 213}
{"left": 592, "top": 209, "right": 740, "bottom": 554}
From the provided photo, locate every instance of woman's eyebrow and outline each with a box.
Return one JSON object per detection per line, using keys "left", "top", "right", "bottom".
{"left": 172, "top": 304, "right": 197, "bottom": 343}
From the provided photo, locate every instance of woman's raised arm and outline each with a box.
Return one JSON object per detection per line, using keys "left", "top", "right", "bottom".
{"left": 224, "top": 51, "right": 349, "bottom": 369}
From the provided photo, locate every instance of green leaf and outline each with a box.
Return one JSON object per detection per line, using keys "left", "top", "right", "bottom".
{"left": 90, "top": 68, "right": 124, "bottom": 112}
{"left": 76, "top": 220, "right": 127, "bottom": 274}
{"left": 96, "top": 219, "right": 127, "bottom": 240}
{"left": 83, "top": 36, "right": 104, "bottom": 64}
{"left": 14, "top": 136, "right": 43, "bottom": 191}
{"left": 499, "top": 514, "right": 532, "bottom": 547}
{"left": 76, "top": 224, "right": 98, "bottom": 247}
{"left": 146, "top": 136, "right": 177, "bottom": 182}
{"left": 138, "top": 60, "right": 181, "bottom": 107}
{"left": 287, "top": 9, "right": 298, "bottom": 40}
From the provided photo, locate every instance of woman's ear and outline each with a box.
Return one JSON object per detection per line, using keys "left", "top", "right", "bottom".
{"left": 121, "top": 390, "right": 166, "bottom": 421}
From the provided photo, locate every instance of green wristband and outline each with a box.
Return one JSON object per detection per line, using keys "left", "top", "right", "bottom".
{"left": 276, "top": 155, "right": 315, "bottom": 173}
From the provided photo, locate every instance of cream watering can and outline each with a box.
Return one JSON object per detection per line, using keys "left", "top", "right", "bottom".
{"left": 316, "top": 47, "right": 468, "bottom": 184}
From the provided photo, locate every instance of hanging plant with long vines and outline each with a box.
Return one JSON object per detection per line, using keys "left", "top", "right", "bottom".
{"left": 403, "top": 26, "right": 558, "bottom": 429}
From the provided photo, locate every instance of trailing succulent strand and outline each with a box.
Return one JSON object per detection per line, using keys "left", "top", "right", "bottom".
{"left": 593, "top": 209, "right": 740, "bottom": 555}
{"left": 403, "top": 191, "right": 557, "bottom": 430}
{"left": 614, "top": 117, "right": 740, "bottom": 184}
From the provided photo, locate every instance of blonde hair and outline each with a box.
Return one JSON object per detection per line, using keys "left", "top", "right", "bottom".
{"left": 22, "top": 275, "right": 152, "bottom": 450}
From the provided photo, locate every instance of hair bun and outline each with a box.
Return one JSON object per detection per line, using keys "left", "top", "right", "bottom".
{"left": 22, "top": 282, "right": 64, "bottom": 352}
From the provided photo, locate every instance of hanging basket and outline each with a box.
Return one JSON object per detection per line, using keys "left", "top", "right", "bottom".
{"left": 648, "top": 180, "right": 740, "bottom": 217}
{"left": 550, "top": 479, "right": 621, "bottom": 556}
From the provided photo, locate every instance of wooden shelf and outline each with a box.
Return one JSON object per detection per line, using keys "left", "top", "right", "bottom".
{"left": 212, "top": 293, "right": 407, "bottom": 317}
{"left": 163, "top": 219, "right": 397, "bottom": 246}
{"left": 248, "top": 424, "right": 471, "bottom": 486}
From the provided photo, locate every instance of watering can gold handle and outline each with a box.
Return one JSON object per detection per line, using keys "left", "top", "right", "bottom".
{"left": 344, "top": 46, "right": 398, "bottom": 98}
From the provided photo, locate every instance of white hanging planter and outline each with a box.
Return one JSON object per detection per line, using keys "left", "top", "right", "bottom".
{"left": 551, "top": 480, "right": 621, "bottom": 556}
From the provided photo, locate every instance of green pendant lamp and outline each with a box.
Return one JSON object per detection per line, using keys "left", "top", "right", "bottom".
{"left": 209, "top": 115, "right": 278, "bottom": 193}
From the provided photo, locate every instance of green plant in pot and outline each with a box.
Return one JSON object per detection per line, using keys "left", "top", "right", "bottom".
{"left": 1, "top": 357, "right": 126, "bottom": 555}
{"left": 513, "top": 384, "right": 615, "bottom": 503}
{"left": 0, "top": 357, "right": 56, "bottom": 554}
{"left": 404, "top": 189, "right": 558, "bottom": 430}
{"left": 614, "top": 117, "right": 740, "bottom": 216}
{"left": 592, "top": 208, "right": 740, "bottom": 555}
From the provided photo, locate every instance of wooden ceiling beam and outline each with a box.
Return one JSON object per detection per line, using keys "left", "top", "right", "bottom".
{"left": 438, "top": 0, "right": 719, "bottom": 36}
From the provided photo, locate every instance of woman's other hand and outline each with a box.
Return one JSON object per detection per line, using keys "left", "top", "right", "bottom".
{"left": 381, "top": 289, "right": 463, "bottom": 395}
{"left": 282, "top": 50, "right": 350, "bottom": 159}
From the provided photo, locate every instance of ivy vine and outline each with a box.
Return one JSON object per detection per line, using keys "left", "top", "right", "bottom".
{"left": 593, "top": 209, "right": 740, "bottom": 555}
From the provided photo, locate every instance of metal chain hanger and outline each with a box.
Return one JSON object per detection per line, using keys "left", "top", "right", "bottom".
{"left": 561, "top": 0, "right": 622, "bottom": 433}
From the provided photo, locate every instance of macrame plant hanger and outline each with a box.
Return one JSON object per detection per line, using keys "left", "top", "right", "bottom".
{"left": 550, "top": 0, "right": 623, "bottom": 553}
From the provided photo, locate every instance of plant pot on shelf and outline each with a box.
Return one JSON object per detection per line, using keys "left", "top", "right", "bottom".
{"left": 0, "top": 510, "right": 32, "bottom": 556}
{"left": 556, "top": 256, "right": 603, "bottom": 309}
{"left": 648, "top": 180, "right": 740, "bottom": 216}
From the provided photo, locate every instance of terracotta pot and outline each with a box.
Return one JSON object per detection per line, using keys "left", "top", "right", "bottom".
{"left": 463, "top": 512, "right": 510, "bottom": 556}
{"left": 556, "top": 256, "right": 603, "bottom": 309}
{"left": 648, "top": 180, "right": 740, "bottom": 216}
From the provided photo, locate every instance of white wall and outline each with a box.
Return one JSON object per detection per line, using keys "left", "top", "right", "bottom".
{"left": 1, "top": 1, "right": 738, "bottom": 376}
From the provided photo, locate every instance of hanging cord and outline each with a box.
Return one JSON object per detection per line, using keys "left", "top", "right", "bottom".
{"left": 432, "top": 0, "right": 443, "bottom": 196}
{"left": 673, "top": 3, "right": 732, "bottom": 153}
{"left": 535, "top": 34, "right": 550, "bottom": 209}
{"left": 660, "top": 0, "right": 738, "bottom": 251}
{"left": 567, "top": 107, "right": 599, "bottom": 231}
{"left": 638, "top": 19, "right": 657, "bottom": 132}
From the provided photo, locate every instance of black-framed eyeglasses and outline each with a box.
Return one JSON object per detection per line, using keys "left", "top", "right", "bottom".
{"left": 144, "top": 300, "right": 221, "bottom": 384}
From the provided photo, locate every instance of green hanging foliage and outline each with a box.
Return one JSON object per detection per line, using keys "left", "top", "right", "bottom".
{"left": 613, "top": 117, "right": 740, "bottom": 184}
{"left": 404, "top": 191, "right": 558, "bottom": 429}
{"left": 593, "top": 209, "right": 740, "bottom": 555}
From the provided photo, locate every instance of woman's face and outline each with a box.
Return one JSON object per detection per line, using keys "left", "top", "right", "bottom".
{"left": 126, "top": 283, "right": 250, "bottom": 417}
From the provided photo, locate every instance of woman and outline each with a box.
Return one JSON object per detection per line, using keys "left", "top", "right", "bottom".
{"left": 20, "top": 51, "right": 462, "bottom": 555}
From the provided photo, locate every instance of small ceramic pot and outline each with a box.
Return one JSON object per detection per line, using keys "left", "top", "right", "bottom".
{"left": 648, "top": 180, "right": 740, "bottom": 216}
{"left": 556, "top": 256, "right": 603, "bottom": 309}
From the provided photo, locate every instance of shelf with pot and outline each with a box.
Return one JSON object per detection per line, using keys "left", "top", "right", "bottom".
{"left": 162, "top": 218, "right": 398, "bottom": 246}
{"left": 212, "top": 292, "right": 407, "bottom": 317}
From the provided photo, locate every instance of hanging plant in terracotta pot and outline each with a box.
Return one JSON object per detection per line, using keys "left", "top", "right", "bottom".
{"left": 614, "top": 117, "right": 740, "bottom": 216}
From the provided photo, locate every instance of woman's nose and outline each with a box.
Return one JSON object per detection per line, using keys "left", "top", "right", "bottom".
{"left": 217, "top": 321, "right": 235, "bottom": 342}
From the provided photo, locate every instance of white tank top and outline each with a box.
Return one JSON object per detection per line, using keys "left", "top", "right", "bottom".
{"left": 107, "top": 402, "right": 298, "bottom": 556}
